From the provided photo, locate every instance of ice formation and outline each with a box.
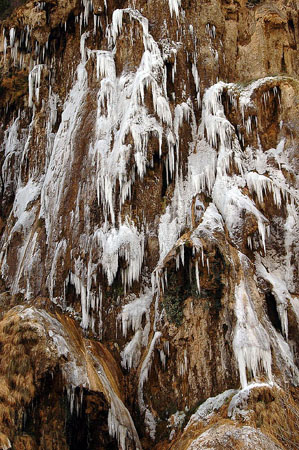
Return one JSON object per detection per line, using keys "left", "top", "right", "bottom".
{"left": 18, "top": 306, "right": 89, "bottom": 388}
{"left": 1, "top": 117, "right": 25, "bottom": 194}
{"left": 227, "top": 382, "right": 274, "bottom": 420}
{"left": 17, "top": 305, "right": 142, "bottom": 449}
{"left": 256, "top": 262, "right": 289, "bottom": 338}
{"left": 233, "top": 277, "right": 272, "bottom": 388}
{"left": 96, "top": 219, "right": 145, "bottom": 290}
{"left": 119, "top": 288, "right": 153, "bottom": 369}
{"left": 168, "top": 0, "right": 182, "bottom": 18}
{"left": 94, "top": 8, "right": 179, "bottom": 224}
{"left": 186, "top": 389, "right": 237, "bottom": 427}
{"left": 138, "top": 331, "right": 161, "bottom": 438}
{"left": 40, "top": 62, "right": 88, "bottom": 241}
{"left": 28, "top": 65, "right": 45, "bottom": 108}
{"left": 94, "top": 357, "right": 142, "bottom": 450}
{"left": 0, "top": 1, "right": 298, "bottom": 445}
{"left": 12, "top": 179, "right": 41, "bottom": 228}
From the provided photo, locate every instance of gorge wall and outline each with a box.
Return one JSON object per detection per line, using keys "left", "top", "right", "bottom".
{"left": 0, "top": 0, "right": 298, "bottom": 448}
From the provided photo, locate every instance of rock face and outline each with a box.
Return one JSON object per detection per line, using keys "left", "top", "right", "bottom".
{"left": 0, "top": 0, "right": 298, "bottom": 449}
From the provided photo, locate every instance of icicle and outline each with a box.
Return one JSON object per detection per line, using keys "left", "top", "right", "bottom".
{"left": 9, "top": 28, "right": 15, "bottom": 47}
{"left": 184, "top": 348, "right": 188, "bottom": 372}
{"left": 195, "top": 260, "right": 200, "bottom": 294}
{"left": 93, "top": 14, "right": 98, "bottom": 35}
{"left": 161, "top": 275, "right": 165, "bottom": 293}
{"left": 159, "top": 349, "right": 166, "bottom": 369}
{"left": 202, "top": 82, "right": 236, "bottom": 151}
{"left": 107, "top": 9, "right": 124, "bottom": 45}
{"left": 246, "top": 116, "right": 252, "bottom": 134}
{"left": 164, "top": 341, "right": 170, "bottom": 356}
{"left": 80, "top": 31, "right": 90, "bottom": 63}
{"left": 82, "top": 0, "right": 93, "bottom": 27}
{"left": 96, "top": 219, "right": 145, "bottom": 291}
{"left": 180, "top": 244, "right": 184, "bottom": 266}
{"left": 96, "top": 50, "right": 115, "bottom": 80}
{"left": 67, "top": 385, "right": 76, "bottom": 415}
{"left": 28, "top": 64, "right": 45, "bottom": 108}
{"left": 247, "top": 236, "right": 252, "bottom": 250}
{"left": 168, "top": 0, "right": 182, "bottom": 19}
{"left": 3, "top": 35, "right": 7, "bottom": 60}
{"left": 246, "top": 172, "right": 285, "bottom": 209}
{"left": 192, "top": 62, "right": 200, "bottom": 104}
{"left": 176, "top": 253, "right": 180, "bottom": 270}
{"left": 79, "top": 13, "right": 83, "bottom": 34}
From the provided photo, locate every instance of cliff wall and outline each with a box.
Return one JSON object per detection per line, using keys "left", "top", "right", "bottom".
{"left": 0, "top": 0, "right": 298, "bottom": 448}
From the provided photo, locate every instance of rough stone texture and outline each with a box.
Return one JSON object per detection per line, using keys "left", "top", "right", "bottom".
{"left": 0, "top": 0, "right": 298, "bottom": 449}
{"left": 187, "top": 424, "right": 283, "bottom": 450}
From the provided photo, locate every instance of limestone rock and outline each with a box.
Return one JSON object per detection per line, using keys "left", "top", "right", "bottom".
{"left": 0, "top": 0, "right": 298, "bottom": 448}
